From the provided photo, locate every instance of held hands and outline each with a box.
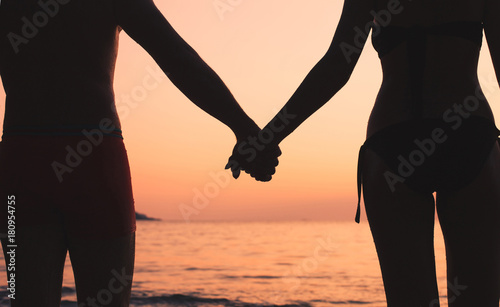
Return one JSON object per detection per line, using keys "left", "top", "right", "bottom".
{"left": 225, "top": 128, "right": 281, "bottom": 182}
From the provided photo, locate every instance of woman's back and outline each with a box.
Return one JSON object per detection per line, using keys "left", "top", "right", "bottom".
{"left": 368, "top": 0, "right": 495, "bottom": 135}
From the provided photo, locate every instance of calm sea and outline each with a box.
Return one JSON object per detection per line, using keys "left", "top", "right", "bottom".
{"left": 0, "top": 221, "right": 449, "bottom": 306}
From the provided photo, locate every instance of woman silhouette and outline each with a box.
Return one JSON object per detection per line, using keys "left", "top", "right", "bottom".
{"left": 0, "top": 0, "right": 278, "bottom": 305}
{"left": 228, "top": 0, "right": 500, "bottom": 305}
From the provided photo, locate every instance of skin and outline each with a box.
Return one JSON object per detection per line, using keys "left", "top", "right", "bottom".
{"left": 230, "top": 0, "right": 500, "bottom": 305}
{"left": 0, "top": 0, "right": 277, "bottom": 305}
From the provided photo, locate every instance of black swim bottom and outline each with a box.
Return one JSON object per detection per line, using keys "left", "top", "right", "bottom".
{"left": 355, "top": 116, "right": 499, "bottom": 222}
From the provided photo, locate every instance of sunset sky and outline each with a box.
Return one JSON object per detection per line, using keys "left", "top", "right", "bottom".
{"left": 1, "top": 0, "right": 499, "bottom": 222}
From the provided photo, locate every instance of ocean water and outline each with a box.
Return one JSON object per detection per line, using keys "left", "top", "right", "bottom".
{"left": 0, "top": 221, "right": 449, "bottom": 306}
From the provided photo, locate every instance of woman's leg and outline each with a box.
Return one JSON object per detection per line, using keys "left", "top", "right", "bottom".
{"left": 436, "top": 143, "right": 500, "bottom": 307}
{"left": 0, "top": 223, "right": 67, "bottom": 307}
{"left": 68, "top": 232, "right": 135, "bottom": 307}
{"left": 362, "top": 148, "right": 440, "bottom": 306}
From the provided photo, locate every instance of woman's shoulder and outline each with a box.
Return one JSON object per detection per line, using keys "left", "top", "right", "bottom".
{"left": 372, "top": 0, "right": 486, "bottom": 26}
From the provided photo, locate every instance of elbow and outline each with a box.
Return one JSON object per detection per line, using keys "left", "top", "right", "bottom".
{"left": 321, "top": 52, "right": 354, "bottom": 90}
{"left": 324, "top": 65, "right": 351, "bottom": 94}
{"left": 337, "top": 70, "right": 352, "bottom": 88}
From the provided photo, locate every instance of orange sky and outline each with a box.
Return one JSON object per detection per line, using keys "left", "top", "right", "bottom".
{"left": 1, "top": 0, "right": 499, "bottom": 222}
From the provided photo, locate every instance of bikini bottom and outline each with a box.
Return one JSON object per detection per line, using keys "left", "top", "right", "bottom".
{"left": 355, "top": 116, "right": 500, "bottom": 223}
{"left": 0, "top": 127, "right": 136, "bottom": 239}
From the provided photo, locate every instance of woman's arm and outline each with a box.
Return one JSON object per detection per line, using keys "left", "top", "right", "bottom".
{"left": 259, "top": 0, "right": 375, "bottom": 146}
{"left": 113, "top": 0, "right": 259, "bottom": 140}
{"left": 226, "top": 0, "right": 375, "bottom": 179}
{"left": 484, "top": 0, "right": 500, "bottom": 89}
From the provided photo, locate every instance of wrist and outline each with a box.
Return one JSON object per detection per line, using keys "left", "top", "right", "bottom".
{"left": 232, "top": 118, "right": 260, "bottom": 142}
{"left": 259, "top": 124, "right": 283, "bottom": 147}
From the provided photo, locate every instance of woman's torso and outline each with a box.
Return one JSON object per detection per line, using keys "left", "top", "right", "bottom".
{"left": 0, "top": 0, "right": 121, "bottom": 129}
{"left": 368, "top": 0, "right": 493, "bottom": 137}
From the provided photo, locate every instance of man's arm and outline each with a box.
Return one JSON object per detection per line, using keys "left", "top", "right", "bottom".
{"left": 114, "top": 0, "right": 259, "bottom": 140}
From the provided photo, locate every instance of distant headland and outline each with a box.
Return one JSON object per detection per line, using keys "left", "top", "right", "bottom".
{"left": 135, "top": 212, "right": 161, "bottom": 221}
